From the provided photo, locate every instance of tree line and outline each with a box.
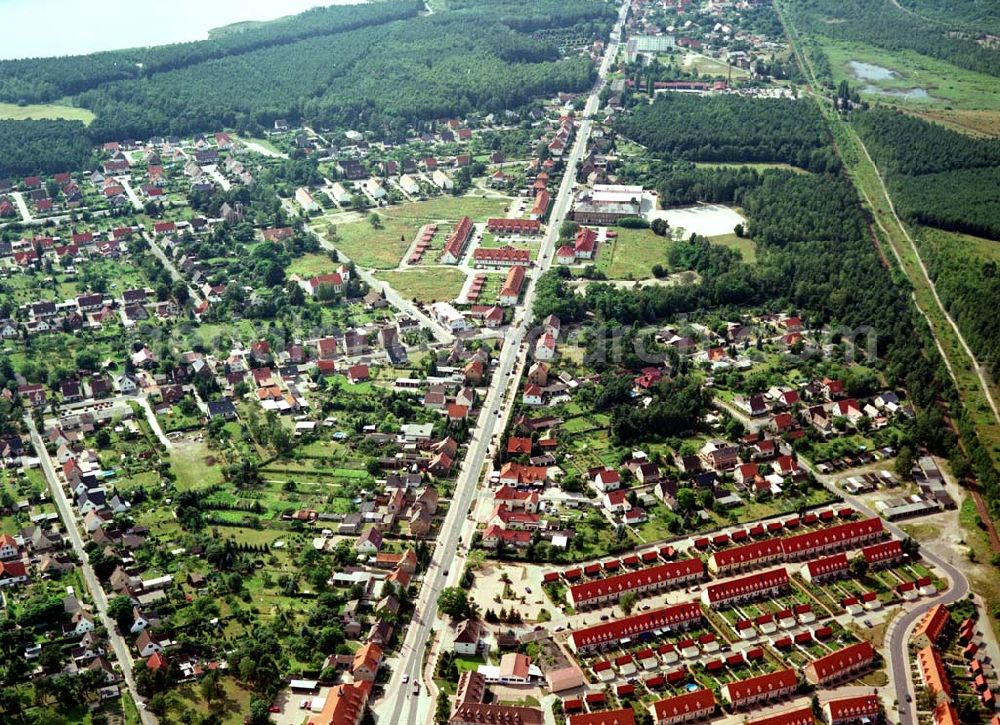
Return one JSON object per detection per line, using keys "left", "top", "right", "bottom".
{"left": 616, "top": 94, "right": 840, "bottom": 174}
{"left": 788, "top": 0, "right": 1000, "bottom": 81}
{"left": 0, "top": 0, "right": 423, "bottom": 104}
{"left": 0, "top": 0, "right": 613, "bottom": 170}
{"left": 853, "top": 107, "right": 1000, "bottom": 240}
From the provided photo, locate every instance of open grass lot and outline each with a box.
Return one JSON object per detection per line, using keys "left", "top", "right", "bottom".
{"left": 286, "top": 252, "right": 339, "bottom": 277}
{"left": 917, "top": 226, "right": 1000, "bottom": 266}
{"left": 383, "top": 194, "right": 511, "bottom": 221}
{"left": 158, "top": 676, "right": 253, "bottom": 725}
{"left": 595, "top": 227, "right": 670, "bottom": 279}
{"left": 376, "top": 267, "right": 467, "bottom": 303}
{"left": 695, "top": 161, "right": 808, "bottom": 174}
{"left": 821, "top": 38, "right": 1000, "bottom": 111}
{"left": 0, "top": 101, "right": 96, "bottom": 124}
{"left": 683, "top": 53, "right": 751, "bottom": 80}
{"left": 328, "top": 214, "right": 418, "bottom": 269}
{"left": 594, "top": 227, "right": 754, "bottom": 278}
{"left": 170, "top": 441, "right": 226, "bottom": 491}
{"left": 708, "top": 232, "right": 757, "bottom": 263}
{"left": 909, "top": 108, "right": 1000, "bottom": 139}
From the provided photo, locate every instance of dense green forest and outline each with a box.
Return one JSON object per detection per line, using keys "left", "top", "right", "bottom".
{"left": 898, "top": 0, "right": 1000, "bottom": 35}
{"left": 852, "top": 108, "right": 1000, "bottom": 240}
{"left": 616, "top": 94, "right": 840, "bottom": 173}
{"left": 535, "top": 162, "right": 999, "bottom": 506}
{"left": 853, "top": 108, "right": 1000, "bottom": 176}
{"left": 785, "top": 0, "right": 1000, "bottom": 80}
{"left": 0, "top": 0, "right": 614, "bottom": 174}
{"left": 0, "top": 1, "right": 423, "bottom": 103}
{"left": 893, "top": 167, "right": 1000, "bottom": 241}
{"left": 0, "top": 120, "right": 95, "bottom": 177}
{"left": 917, "top": 227, "right": 1000, "bottom": 383}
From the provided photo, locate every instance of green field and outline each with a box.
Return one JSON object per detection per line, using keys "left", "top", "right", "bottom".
{"left": 917, "top": 226, "right": 1000, "bottom": 265}
{"left": 594, "top": 228, "right": 756, "bottom": 278}
{"left": 376, "top": 267, "right": 467, "bottom": 302}
{"left": 695, "top": 161, "right": 809, "bottom": 174}
{"left": 709, "top": 232, "right": 757, "bottom": 264}
{"left": 327, "top": 215, "right": 419, "bottom": 269}
{"left": 286, "top": 252, "right": 340, "bottom": 277}
{"left": 684, "top": 53, "right": 751, "bottom": 80}
{"left": 821, "top": 38, "right": 1000, "bottom": 112}
{"left": 595, "top": 227, "right": 671, "bottom": 279}
{"left": 383, "top": 194, "right": 511, "bottom": 221}
{"left": 170, "top": 442, "right": 225, "bottom": 491}
{"left": 0, "top": 102, "right": 96, "bottom": 124}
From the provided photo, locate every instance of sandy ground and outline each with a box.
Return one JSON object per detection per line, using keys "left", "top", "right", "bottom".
{"left": 642, "top": 201, "right": 746, "bottom": 237}
{"left": 469, "top": 562, "right": 551, "bottom": 622}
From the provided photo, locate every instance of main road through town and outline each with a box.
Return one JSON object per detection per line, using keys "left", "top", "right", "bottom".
{"left": 374, "top": 3, "right": 629, "bottom": 723}
{"left": 26, "top": 415, "right": 157, "bottom": 725}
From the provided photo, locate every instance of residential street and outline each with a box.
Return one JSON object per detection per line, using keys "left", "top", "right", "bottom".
{"left": 11, "top": 191, "right": 33, "bottom": 222}
{"left": 310, "top": 229, "right": 455, "bottom": 345}
{"left": 717, "top": 392, "right": 969, "bottom": 723}
{"left": 26, "top": 416, "right": 157, "bottom": 725}
{"left": 373, "top": 2, "right": 629, "bottom": 722}
{"left": 117, "top": 176, "right": 144, "bottom": 212}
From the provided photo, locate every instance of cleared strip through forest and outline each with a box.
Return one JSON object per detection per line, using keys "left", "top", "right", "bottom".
{"left": 775, "top": 0, "right": 1000, "bottom": 471}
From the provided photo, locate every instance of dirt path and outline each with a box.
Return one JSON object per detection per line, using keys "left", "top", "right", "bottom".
{"left": 854, "top": 138, "right": 1000, "bottom": 429}
{"left": 969, "top": 484, "right": 1000, "bottom": 553}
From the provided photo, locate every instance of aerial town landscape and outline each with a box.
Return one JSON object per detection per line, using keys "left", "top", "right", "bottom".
{"left": 1, "top": 1, "right": 1000, "bottom": 725}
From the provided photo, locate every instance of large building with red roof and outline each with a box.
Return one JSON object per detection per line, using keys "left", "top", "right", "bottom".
{"left": 746, "top": 706, "right": 815, "bottom": 725}
{"left": 568, "top": 603, "right": 702, "bottom": 654}
{"left": 861, "top": 539, "right": 905, "bottom": 568}
{"left": 440, "top": 216, "right": 474, "bottom": 264}
{"left": 450, "top": 703, "right": 543, "bottom": 725}
{"left": 308, "top": 680, "right": 371, "bottom": 725}
{"left": 568, "top": 708, "right": 636, "bottom": 725}
{"left": 701, "top": 568, "right": 788, "bottom": 609}
{"left": 913, "top": 604, "right": 950, "bottom": 649}
{"left": 933, "top": 702, "right": 959, "bottom": 725}
{"left": 917, "top": 645, "right": 951, "bottom": 703}
{"left": 803, "top": 641, "right": 874, "bottom": 685}
{"left": 781, "top": 518, "right": 884, "bottom": 560}
{"left": 721, "top": 669, "right": 798, "bottom": 708}
{"left": 824, "top": 694, "right": 881, "bottom": 725}
{"left": 801, "top": 552, "right": 849, "bottom": 583}
{"left": 568, "top": 559, "right": 704, "bottom": 609}
{"left": 498, "top": 265, "right": 527, "bottom": 307}
{"left": 707, "top": 519, "right": 886, "bottom": 576}
{"left": 650, "top": 689, "right": 716, "bottom": 725}
{"left": 708, "top": 538, "right": 784, "bottom": 576}
{"left": 473, "top": 246, "right": 532, "bottom": 267}
{"left": 487, "top": 218, "right": 541, "bottom": 235}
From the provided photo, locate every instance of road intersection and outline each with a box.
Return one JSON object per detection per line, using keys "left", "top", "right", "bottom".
{"left": 374, "top": 3, "right": 629, "bottom": 722}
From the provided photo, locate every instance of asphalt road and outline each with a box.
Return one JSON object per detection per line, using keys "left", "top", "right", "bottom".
{"left": 374, "top": 3, "right": 629, "bottom": 722}
{"left": 800, "top": 458, "right": 969, "bottom": 723}
{"left": 717, "top": 396, "right": 968, "bottom": 722}
{"left": 310, "top": 230, "right": 455, "bottom": 345}
{"left": 26, "top": 416, "right": 157, "bottom": 725}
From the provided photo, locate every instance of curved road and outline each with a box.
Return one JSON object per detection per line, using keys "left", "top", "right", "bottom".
{"left": 806, "top": 467, "right": 969, "bottom": 724}
{"left": 718, "top": 396, "right": 969, "bottom": 722}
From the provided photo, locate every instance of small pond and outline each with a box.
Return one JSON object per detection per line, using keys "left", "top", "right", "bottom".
{"left": 848, "top": 60, "right": 898, "bottom": 81}
{"left": 848, "top": 60, "right": 931, "bottom": 100}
